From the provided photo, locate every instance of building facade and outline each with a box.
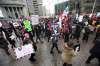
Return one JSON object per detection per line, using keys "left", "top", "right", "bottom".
{"left": 32, "top": 0, "right": 43, "bottom": 16}
{"left": 32, "top": 0, "right": 39, "bottom": 15}
{"left": 25, "top": 0, "right": 35, "bottom": 15}
{"left": 55, "top": 1, "right": 69, "bottom": 15}
{"left": 0, "top": 0, "right": 29, "bottom": 18}
{"left": 81, "top": 0, "right": 100, "bottom": 13}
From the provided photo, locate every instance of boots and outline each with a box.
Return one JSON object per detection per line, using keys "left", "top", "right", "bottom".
{"left": 50, "top": 50, "right": 54, "bottom": 54}
{"left": 58, "top": 50, "right": 62, "bottom": 54}
{"left": 63, "top": 63, "right": 67, "bottom": 66}
{"left": 63, "top": 63, "right": 72, "bottom": 66}
{"left": 29, "top": 53, "right": 36, "bottom": 62}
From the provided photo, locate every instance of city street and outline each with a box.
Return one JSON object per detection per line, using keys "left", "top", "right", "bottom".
{"left": 0, "top": 0, "right": 100, "bottom": 66}
{"left": 0, "top": 34, "right": 99, "bottom": 66}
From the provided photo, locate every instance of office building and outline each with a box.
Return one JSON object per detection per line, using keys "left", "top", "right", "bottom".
{"left": 55, "top": 1, "right": 69, "bottom": 15}
{"left": 0, "top": 0, "right": 29, "bottom": 18}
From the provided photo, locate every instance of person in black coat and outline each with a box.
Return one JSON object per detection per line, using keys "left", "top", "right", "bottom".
{"left": 74, "top": 23, "right": 81, "bottom": 41}
{"left": 50, "top": 34, "right": 61, "bottom": 54}
{"left": 93, "top": 28, "right": 100, "bottom": 43}
{"left": 0, "top": 27, "right": 10, "bottom": 55}
{"left": 82, "top": 26, "right": 90, "bottom": 42}
{"left": 86, "top": 38, "right": 100, "bottom": 66}
{"left": 35, "top": 25, "right": 43, "bottom": 43}
{"left": 46, "top": 28, "right": 51, "bottom": 42}
{"left": 95, "top": 28, "right": 100, "bottom": 40}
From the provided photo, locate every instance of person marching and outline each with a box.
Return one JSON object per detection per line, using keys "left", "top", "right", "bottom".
{"left": 86, "top": 37, "right": 100, "bottom": 66}
{"left": 35, "top": 25, "right": 43, "bottom": 43}
{"left": 62, "top": 42, "right": 75, "bottom": 66}
{"left": 22, "top": 18, "right": 37, "bottom": 62}
{"left": 0, "top": 22, "right": 10, "bottom": 55}
{"left": 22, "top": 18, "right": 35, "bottom": 44}
{"left": 50, "top": 33, "right": 61, "bottom": 54}
{"left": 82, "top": 26, "right": 90, "bottom": 43}
{"left": 74, "top": 23, "right": 81, "bottom": 41}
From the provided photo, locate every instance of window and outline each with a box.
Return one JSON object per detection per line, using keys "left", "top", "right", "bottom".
{"left": 85, "top": 0, "right": 94, "bottom": 3}
{"left": 97, "top": 0, "right": 100, "bottom": 2}
{"left": 0, "top": 9, "right": 4, "bottom": 17}
{"left": 5, "top": 7, "right": 8, "bottom": 11}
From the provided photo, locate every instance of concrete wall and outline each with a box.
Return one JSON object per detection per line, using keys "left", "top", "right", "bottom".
{"left": 25, "top": 0, "right": 35, "bottom": 15}
{"left": 0, "top": 7, "right": 7, "bottom": 18}
{"left": 0, "top": 0, "right": 29, "bottom": 18}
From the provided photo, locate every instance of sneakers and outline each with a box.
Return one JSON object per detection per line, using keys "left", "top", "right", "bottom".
{"left": 58, "top": 51, "right": 62, "bottom": 54}
{"left": 50, "top": 51, "right": 53, "bottom": 54}
{"left": 50, "top": 51, "right": 61, "bottom": 54}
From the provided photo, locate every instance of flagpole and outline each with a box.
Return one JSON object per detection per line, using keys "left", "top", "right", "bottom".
{"left": 91, "top": 0, "right": 96, "bottom": 15}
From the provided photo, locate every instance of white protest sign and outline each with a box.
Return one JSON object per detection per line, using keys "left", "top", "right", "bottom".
{"left": 14, "top": 44, "right": 34, "bottom": 59}
{"left": 31, "top": 15, "right": 39, "bottom": 25}
{"left": 13, "top": 22, "right": 19, "bottom": 27}
{"left": 78, "top": 15, "right": 83, "bottom": 22}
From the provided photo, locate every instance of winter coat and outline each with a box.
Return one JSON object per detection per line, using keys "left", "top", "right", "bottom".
{"left": 23, "top": 38, "right": 37, "bottom": 52}
{"left": 95, "top": 32, "right": 100, "bottom": 40}
{"left": 0, "top": 27, "right": 4, "bottom": 38}
{"left": 90, "top": 39, "right": 100, "bottom": 58}
{"left": 35, "top": 26, "right": 41, "bottom": 36}
{"left": 0, "top": 38, "right": 9, "bottom": 49}
{"left": 62, "top": 44, "right": 75, "bottom": 64}
{"left": 74, "top": 24, "right": 81, "bottom": 38}
{"left": 47, "top": 29, "right": 51, "bottom": 37}
{"left": 51, "top": 34, "right": 58, "bottom": 44}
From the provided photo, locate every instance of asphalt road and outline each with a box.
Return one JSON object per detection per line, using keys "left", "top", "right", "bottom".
{"left": 0, "top": 34, "right": 99, "bottom": 66}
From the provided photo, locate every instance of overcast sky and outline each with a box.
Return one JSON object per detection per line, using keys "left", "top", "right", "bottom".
{"left": 43, "top": 0, "right": 69, "bottom": 14}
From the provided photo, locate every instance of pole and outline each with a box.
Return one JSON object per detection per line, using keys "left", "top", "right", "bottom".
{"left": 91, "top": 0, "right": 96, "bottom": 14}
{"left": 26, "top": 0, "right": 30, "bottom": 16}
{"left": 76, "top": 0, "right": 80, "bottom": 17}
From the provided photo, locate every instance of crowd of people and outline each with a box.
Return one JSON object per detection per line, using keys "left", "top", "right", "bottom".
{"left": 0, "top": 13, "right": 100, "bottom": 66}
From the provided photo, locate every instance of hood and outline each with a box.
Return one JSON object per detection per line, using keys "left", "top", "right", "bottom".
{"left": 64, "top": 44, "right": 73, "bottom": 50}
